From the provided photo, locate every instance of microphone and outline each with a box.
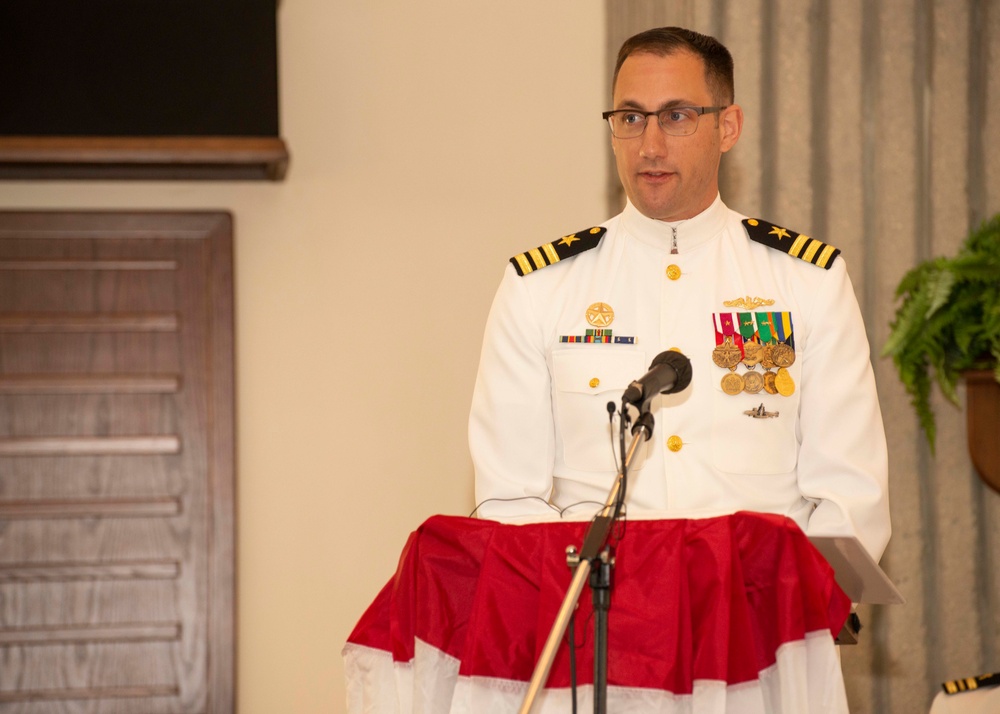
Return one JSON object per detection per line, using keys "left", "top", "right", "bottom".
{"left": 621, "top": 350, "right": 692, "bottom": 407}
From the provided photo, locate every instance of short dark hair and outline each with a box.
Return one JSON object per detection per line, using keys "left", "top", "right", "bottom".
{"left": 612, "top": 27, "right": 735, "bottom": 105}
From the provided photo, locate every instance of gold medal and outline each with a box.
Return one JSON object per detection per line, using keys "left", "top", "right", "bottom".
{"left": 742, "top": 370, "right": 764, "bottom": 394}
{"left": 721, "top": 372, "right": 744, "bottom": 395}
{"left": 712, "top": 336, "right": 742, "bottom": 369}
{"left": 763, "top": 371, "right": 778, "bottom": 394}
{"left": 775, "top": 367, "right": 795, "bottom": 396}
{"left": 771, "top": 342, "right": 795, "bottom": 368}
{"left": 742, "top": 341, "right": 763, "bottom": 367}
{"left": 760, "top": 343, "right": 775, "bottom": 370}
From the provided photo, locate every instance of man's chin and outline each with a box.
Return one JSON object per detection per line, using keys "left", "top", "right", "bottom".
{"left": 632, "top": 198, "right": 681, "bottom": 222}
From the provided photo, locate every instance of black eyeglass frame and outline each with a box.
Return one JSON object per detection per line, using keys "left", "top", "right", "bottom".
{"left": 601, "top": 106, "right": 728, "bottom": 138}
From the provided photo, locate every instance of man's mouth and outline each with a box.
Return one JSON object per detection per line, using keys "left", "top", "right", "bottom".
{"left": 639, "top": 170, "right": 675, "bottom": 182}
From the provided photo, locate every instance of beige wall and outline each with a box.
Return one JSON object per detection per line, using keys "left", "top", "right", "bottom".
{"left": 0, "top": 2, "right": 606, "bottom": 711}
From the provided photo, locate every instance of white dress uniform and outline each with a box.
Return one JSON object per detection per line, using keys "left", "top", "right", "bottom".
{"left": 469, "top": 195, "right": 891, "bottom": 562}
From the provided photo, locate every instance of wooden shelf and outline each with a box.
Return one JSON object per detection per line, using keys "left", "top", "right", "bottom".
{"left": 0, "top": 136, "right": 289, "bottom": 181}
{"left": 965, "top": 369, "right": 1000, "bottom": 493}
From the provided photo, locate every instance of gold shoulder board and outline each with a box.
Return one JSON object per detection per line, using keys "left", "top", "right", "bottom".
{"left": 743, "top": 218, "right": 841, "bottom": 269}
{"left": 510, "top": 226, "right": 606, "bottom": 277}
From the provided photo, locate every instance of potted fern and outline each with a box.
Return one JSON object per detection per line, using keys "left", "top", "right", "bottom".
{"left": 882, "top": 213, "right": 1000, "bottom": 453}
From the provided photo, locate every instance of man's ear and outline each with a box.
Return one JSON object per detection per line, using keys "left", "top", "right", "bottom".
{"left": 720, "top": 104, "right": 744, "bottom": 153}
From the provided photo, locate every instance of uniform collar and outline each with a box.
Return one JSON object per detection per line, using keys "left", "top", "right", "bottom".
{"left": 620, "top": 194, "right": 730, "bottom": 252}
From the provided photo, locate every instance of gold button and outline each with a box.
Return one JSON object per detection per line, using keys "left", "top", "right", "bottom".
{"left": 589, "top": 377, "right": 600, "bottom": 389}
{"left": 666, "top": 264, "right": 681, "bottom": 280}
{"left": 666, "top": 435, "right": 683, "bottom": 452}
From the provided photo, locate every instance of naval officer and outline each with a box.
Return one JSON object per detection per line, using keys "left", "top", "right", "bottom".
{"left": 468, "top": 26, "right": 890, "bottom": 563}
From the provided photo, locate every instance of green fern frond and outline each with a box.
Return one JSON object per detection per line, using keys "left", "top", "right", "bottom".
{"left": 883, "top": 211, "right": 1000, "bottom": 451}
{"left": 923, "top": 269, "right": 956, "bottom": 318}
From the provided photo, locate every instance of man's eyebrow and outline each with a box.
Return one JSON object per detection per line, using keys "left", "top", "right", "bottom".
{"left": 613, "top": 98, "right": 691, "bottom": 111}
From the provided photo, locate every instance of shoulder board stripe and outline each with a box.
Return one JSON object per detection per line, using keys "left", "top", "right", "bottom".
{"left": 509, "top": 226, "right": 606, "bottom": 276}
{"left": 801, "top": 238, "right": 823, "bottom": 263}
{"left": 817, "top": 244, "right": 838, "bottom": 267}
{"left": 743, "top": 218, "right": 841, "bottom": 269}
{"left": 788, "top": 233, "right": 810, "bottom": 258}
{"left": 513, "top": 253, "right": 532, "bottom": 276}
{"left": 529, "top": 247, "right": 546, "bottom": 270}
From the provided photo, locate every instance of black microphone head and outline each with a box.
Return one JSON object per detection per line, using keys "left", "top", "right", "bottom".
{"left": 649, "top": 350, "right": 693, "bottom": 394}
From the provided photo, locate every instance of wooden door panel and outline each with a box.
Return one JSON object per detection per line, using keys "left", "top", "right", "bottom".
{"left": 0, "top": 271, "right": 178, "bottom": 313}
{"left": 0, "top": 453, "right": 179, "bottom": 498}
{"left": 1, "top": 394, "right": 176, "bottom": 434}
{"left": 0, "top": 334, "right": 181, "bottom": 374}
{"left": 0, "top": 212, "right": 234, "bottom": 713}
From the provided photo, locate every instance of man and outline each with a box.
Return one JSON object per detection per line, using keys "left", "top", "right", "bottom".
{"left": 468, "top": 27, "right": 890, "bottom": 563}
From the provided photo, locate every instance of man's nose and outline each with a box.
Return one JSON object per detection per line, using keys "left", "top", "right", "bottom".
{"left": 638, "top": 117, "right": 669, "bottom": 158}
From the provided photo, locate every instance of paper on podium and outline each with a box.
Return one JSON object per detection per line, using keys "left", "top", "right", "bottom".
{"left": 809, "top": 535, "right": 905, "bottom": 605}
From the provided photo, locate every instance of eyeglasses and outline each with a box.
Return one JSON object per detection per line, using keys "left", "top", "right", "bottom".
{"left": 602, "top": 106, "right": 727, "bottom": 138}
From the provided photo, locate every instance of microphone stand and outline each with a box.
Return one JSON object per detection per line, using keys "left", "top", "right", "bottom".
{"left": 517, "top": 404, "right": 655, "bottom": 714}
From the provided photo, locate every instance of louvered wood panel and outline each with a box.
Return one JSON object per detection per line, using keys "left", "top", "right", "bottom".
{"left": 0, "top": 212, "right": 234, "bottom": 714}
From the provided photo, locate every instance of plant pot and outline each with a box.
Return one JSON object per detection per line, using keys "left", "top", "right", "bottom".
{"left": 964, "top": 370, "right": 1000, "bottom": 493}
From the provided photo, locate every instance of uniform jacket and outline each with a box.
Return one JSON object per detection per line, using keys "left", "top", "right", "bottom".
{"left": 469, "top": 196, "right": 890, "bottom": 561}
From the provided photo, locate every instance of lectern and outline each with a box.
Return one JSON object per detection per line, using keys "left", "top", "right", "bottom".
{"left": 343, "top": 512, "right": 900, "bottom": 713}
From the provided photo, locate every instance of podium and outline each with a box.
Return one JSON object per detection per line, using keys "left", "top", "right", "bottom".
{"left": 343, "top": 511, "right": 899, "bottom": 714}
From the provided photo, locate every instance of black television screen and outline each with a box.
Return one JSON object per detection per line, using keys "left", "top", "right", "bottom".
{"left": 0, "top": 0, "right": 279, "bottom": 137}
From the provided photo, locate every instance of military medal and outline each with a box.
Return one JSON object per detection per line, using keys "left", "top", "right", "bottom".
{"left": 712, "top": 336, "right": 742, "bottom": 369}
{"left": 760, "top": 343, "right": 776, "bottom": 370}
{"left": 774, "top": 367, "right": 795, "bottom": 396}
{"left": 742, "top": 370, "right": 764, "bottom": 394}
{"left": 742, "top": 341, "right": 763, "bottom": 367}
{"left": 721, "top": 372, "right": 744, "bottom": 395}
{"left": 771, "top": 342, "right": 795, "bottom": 368}
{"left": 713, "top": 309, "right": 796, "bottom": 402}
{"left": 768, "top": 312, "right": 796, "bottom": 366}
